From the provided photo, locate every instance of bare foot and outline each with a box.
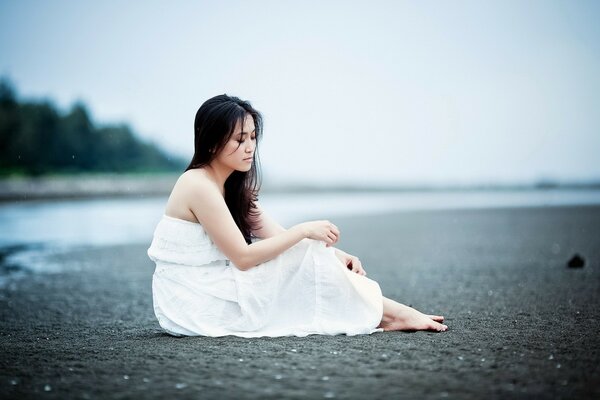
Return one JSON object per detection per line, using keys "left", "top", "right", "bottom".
{"left": 379, "top": 303, "right": 448, "bottom": 332}
{"left": 428, "top": 315, "right": 445, "bottom": 323}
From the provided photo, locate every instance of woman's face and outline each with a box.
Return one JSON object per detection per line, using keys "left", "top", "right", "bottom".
{"left": 214, "top": 115, "right": 256, "bottom": 172}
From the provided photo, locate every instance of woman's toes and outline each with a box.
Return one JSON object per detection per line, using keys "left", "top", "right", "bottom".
{"left": 428, "top": 315, "right": 445, "bottom": 322}
{"left": 431, "top": 321, "right": 448, "bottom": 332}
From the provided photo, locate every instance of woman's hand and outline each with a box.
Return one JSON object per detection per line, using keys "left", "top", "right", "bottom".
{"left": 335, "top": 249, "right": 367, "bottom": 276}
{"left": 295, "top": 220, "right": 340, "bottom": 247}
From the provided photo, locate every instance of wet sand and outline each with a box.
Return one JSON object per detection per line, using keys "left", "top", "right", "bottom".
{"left": 1, "top": 205, "right": 599, "bottom": 399}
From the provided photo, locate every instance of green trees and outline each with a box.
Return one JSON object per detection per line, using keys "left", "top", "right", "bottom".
{"left": 0, "top": 79, "right": 185, "bottom": 176}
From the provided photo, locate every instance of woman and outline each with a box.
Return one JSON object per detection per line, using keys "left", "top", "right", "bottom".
{"left": 148, "top": 94, "right": 448, "bottom": 337}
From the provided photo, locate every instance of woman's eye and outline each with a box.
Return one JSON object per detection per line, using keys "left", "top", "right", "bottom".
{"left": 236, "top": 134, "right": 255, "bottom": 144}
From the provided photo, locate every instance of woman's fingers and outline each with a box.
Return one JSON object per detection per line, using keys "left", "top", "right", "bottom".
{"left": 328, "top": 223, "right": 339, "bottom": 237}
{"left": 330, "top": 223, "right": 340, "bottom": 236}
{"left": 326, "top": 223, "right": 339, "bottom": 244}
{"left": 306, "top": 220, "right": 340, "bottom": 246}
{"left": 340, "top": 253, "right": 368, "bottom": 276}
{"left": 351, "top": 257, "right": 367, "bottom": 276}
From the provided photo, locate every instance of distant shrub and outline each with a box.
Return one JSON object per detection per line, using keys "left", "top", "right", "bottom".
{"left": 0, "top": 78, "right": 185, "bottom": 176}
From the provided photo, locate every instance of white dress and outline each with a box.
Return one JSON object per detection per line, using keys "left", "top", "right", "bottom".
{"left": 147, "top": 215, "right": 384, "bottom": 337}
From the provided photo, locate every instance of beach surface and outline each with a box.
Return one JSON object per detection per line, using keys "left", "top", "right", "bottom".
{"left": 1, "top": 205, "right": 599, "bottom": 399}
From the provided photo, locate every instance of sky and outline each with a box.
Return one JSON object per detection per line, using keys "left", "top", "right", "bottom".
{"left": 1, "top": 0, "right": 599, "bottom": 186}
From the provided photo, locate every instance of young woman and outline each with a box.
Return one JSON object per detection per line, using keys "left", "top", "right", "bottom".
{"left": 148, "top": 94, "right": 448, "bottom": 337}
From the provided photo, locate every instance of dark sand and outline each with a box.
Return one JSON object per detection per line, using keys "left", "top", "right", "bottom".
{"left": 1, "top": 205, "right": 599, "bottom": 399}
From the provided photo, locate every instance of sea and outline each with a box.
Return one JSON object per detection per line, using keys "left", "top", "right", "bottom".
{"left": 1, "top": 188, "right": 600, "bottom": 287}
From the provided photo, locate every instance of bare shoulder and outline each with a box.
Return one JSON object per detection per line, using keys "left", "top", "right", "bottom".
{"left": 165, "top": 169, "right": 222, "bottom": 221}
{"left": 176, "top": 168, "right": 211, "bottom": 190}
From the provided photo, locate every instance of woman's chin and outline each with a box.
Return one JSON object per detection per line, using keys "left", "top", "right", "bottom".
{"left": 236, "top": 165, "right": 252, "bottom": 172}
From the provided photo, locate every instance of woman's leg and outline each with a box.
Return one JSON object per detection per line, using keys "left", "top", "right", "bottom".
{"left": 378, "top": 296, "right": 448, "bottom": 332}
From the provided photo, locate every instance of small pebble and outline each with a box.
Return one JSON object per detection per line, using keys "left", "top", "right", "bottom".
{"left": 322, "top": 376, "right": 330, "bottom": 381}
{"left": 44, "top": 384, "right": 51, "bottom": 392}
{"left": 10, "top": 379, "right": 17, "bottom": 385}
{"left": 567, "top": 254, "right": 585, "bottom": 268}
{"left": 457, "top": 356, "right": 464, "bottom": 361}
{"left": 291, "top": 349, "right": 297, "bottom": 352}
{"left": 548, "top": 354, "right": 554, "bottom": 360}
{"left": 481, "top": 358, "right": 486, "bottom": 362}
{"left": 324, "top": 391, "right": 336, "bottom": 398}
{"left": 556, "top": 363, "right": 561, "bottom": 369}
{"left": 238, "top": 358, "right": 244, "bottom": 362}
{"left": 123, "top": 375, "right": 129, "bottom": 380}
{"left": 143, "top": 378, "right": 150, "bottom": 383}
{"left": 274, "top": 374, "right": 283, "bottom": 380}
{"left": 175, "top": 383, "right": 187, "bottom": 389}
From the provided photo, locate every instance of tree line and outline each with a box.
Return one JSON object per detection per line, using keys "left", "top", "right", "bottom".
{"left": 0, "top": 79, "right": 186, "bottom": 176}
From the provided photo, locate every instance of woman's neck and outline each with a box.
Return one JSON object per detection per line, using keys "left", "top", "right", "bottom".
{"left": 205, "top": 162, "right": 233, "bottom": 194}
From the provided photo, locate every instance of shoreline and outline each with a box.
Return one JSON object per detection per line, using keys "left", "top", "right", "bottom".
{"left": 1, "top": 174, "right": 600, "bottom": 202}
{"left": 0, "top": 174, "right": 179, "bottom": 202}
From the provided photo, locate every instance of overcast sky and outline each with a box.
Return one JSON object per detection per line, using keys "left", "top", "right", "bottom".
{"left": 1, "top": 0, "right": 599, "bottom": 186}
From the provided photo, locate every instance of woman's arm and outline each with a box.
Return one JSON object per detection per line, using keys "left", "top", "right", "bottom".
{"left": 252, "top": 202, "right": 286, "bottom": 239}
{"left": 185, "top": 178, "right": 340, "bottom": 270}
{"left": 250, "top": 198, "right": 367, "bottom": 275}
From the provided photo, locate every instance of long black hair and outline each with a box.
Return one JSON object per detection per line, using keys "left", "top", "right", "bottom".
{"left": 185, "top": 94, "right": 262, "bottom": 243}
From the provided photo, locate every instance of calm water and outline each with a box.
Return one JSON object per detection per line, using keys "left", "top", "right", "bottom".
{"left": 1, "top": 189, "right": 600, "bottom": 286}
{"left": 2, "top": 188, "right": 600, "bottom": 248}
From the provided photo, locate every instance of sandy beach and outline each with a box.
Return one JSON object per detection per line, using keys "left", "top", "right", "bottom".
{"left": 1, "top": 205, "right": 599, "bottom": 399}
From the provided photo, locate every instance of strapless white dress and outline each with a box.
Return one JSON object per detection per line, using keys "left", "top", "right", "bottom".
{"left": 147, "top": 215, "right": 383, "bottom": 337}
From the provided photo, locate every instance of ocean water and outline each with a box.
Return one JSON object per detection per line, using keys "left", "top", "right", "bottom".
{"left": 1, "top": 189, "right": 599, "bottom": 287}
